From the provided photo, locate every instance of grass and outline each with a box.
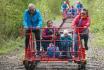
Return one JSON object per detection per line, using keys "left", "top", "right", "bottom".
{"left": 0, "top": 37, "right": 24, "bottom": 54}
{"left": 77, "top": 0, "right": 104, "bottom": 48}
{"left": 1, "top": 0, "right": 104, "bottom": 56}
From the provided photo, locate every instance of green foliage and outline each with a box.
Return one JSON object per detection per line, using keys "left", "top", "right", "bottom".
{"left": 0, "top": 0, "right": 33, "bottom": 52}
{"left": 82, "top": 0, "right": 104, "bottom": 46}
{"left": 0, "top": 37, "right": 23, "bottom": 54}
{"left": 82, "top": 0, "right": 104, "bottom": 33}
{"left": 0, "top": 0, "right": 63, "bottom": 42}
{"left": 0, "top": 0, "right": 63, "bottom": 53}
{"left": 0, "top": 0, "right": 26, "bottom": 42}
{"left": 47, "top": 0, "right": 62, "bottom": 15}
{"left": 35, "top": 0, "right": 62, "bottom": 21}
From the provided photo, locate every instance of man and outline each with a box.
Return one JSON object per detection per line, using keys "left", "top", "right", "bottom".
{"left": 23, "top": 3, "right": 43, "bottom": 55}
{"left": 71, "top": 9, "right": 90, "bottom": 56}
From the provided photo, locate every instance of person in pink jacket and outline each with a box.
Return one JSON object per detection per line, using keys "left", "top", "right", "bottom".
{"left": 71, "top": 9, "right": 90, "bottom": 56}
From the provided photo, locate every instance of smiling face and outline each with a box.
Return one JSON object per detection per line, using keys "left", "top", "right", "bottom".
{"left": 29, "top": 8, "right": 35, "bottom": 15}
{"left": 47, "top": 20, "right": 53, "bottom": 28}
{"left": 28, "top": 3, "right": 36, "bottom": 15}
{"left": 80, "top": 10, "right": 88, "bottom": 19}
{"left": 63, "top": 30, "right": 69, "bottom": 36}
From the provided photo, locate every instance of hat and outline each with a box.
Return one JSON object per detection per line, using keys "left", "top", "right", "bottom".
{"left": 63, "top": 29, "right": 69, "bottom": 34}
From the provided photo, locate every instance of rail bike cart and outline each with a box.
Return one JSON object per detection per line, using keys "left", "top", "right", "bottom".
{"left": 23, "top": 26, "right": 87, "bottom": 70}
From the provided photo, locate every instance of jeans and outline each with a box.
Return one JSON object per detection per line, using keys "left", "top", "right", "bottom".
{"left": 25, "top": 29, "right": 41, "bottom": 52}
{"left": 41, "top": 40, "right": 51, "bottom": 51}
{"left": 73, "top": 32, "right": 89, "bottom": 54}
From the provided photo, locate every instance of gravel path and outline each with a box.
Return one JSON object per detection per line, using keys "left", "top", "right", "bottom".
{"left": 0, "top": 18, "right": 104, "bottom": 70}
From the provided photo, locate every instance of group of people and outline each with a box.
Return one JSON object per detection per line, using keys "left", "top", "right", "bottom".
{"left": 23, "top": 2, "right": 90, "bottom": 58}
{"left": 61, "top": 0, "right": 83, "bottom": 19}
{"left": 42, "top": 20, "right": 72, "bottom": 58}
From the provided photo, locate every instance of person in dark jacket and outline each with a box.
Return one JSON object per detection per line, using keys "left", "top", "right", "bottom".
{"left": 42, "top": 20, "right": 60, "bottom": 51}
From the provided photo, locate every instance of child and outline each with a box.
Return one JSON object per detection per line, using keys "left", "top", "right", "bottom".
{"left": 60, "top": 30, "right": 72, "bottom": 58}
{"left": 47, "top": 43, "right": 60, "bottom": 58}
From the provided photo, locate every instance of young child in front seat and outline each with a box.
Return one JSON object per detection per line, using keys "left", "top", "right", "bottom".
{"left": 47, "top": 43, "right": 60, "bottom": 58}
{"left": 60, "top": 30, "right": 72, "bottom": 58}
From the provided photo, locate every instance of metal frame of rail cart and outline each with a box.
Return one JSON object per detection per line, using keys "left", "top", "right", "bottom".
{"left": 23, "top": 26, "right": 87, "bottom": 70}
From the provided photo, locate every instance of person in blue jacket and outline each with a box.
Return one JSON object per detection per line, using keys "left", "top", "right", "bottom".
{"left": 70, "top": 6, "right": 77, "bottom": 17}
{"left": 47, "top": 43, "right": 60, "bottom": 58}
{"left": 60, "top": 30, "right": 72, "bottom": 58}
{"left": 61, "top": 1, "right": 69, "bottom": 12}
{"left": 67, "top": 6, "right": 77, "bottom": 18}
{"left": 23, "top": 3, "right": 43, "bottom": 55}
{"left": 76, "top": 1, "right": 83, "bottom": 14}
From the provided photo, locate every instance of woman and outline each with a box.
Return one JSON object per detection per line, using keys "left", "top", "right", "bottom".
{"left": 42, "top": 20, "right": 60, "bottom": 51}
{"left": 71, "top": 9, "right": 90, "bottom": 56}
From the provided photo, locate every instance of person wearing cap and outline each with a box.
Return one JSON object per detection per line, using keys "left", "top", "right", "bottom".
{"left": 71, "top": 9, "right": 90, "bottom": 56}
{"left": 23, "top": 3, "right": 43, "bottom": 55}
{"left": 60, "top": 29, "right": 72, "bottom": 58}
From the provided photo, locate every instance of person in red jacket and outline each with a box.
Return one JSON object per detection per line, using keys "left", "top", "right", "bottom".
{"left": 71, "top": 9, "right": 90, "bottom": 56}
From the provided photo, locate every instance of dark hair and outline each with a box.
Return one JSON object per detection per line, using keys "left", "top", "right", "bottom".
{"left": 47, "top": 20, "right": 53, "bottom": 25}
{"left": 81, "top": 8, "right": 88, "bottom": 16}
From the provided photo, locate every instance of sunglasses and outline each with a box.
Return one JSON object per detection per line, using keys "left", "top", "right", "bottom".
{"left": 29, "top": 9, "right": 34, "bottom": 12}
{"left": 29, "top": 10, "right": 34, "bottom": 12}
{"left": 81, "top": 13, "right": 86, "bottom": 16}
